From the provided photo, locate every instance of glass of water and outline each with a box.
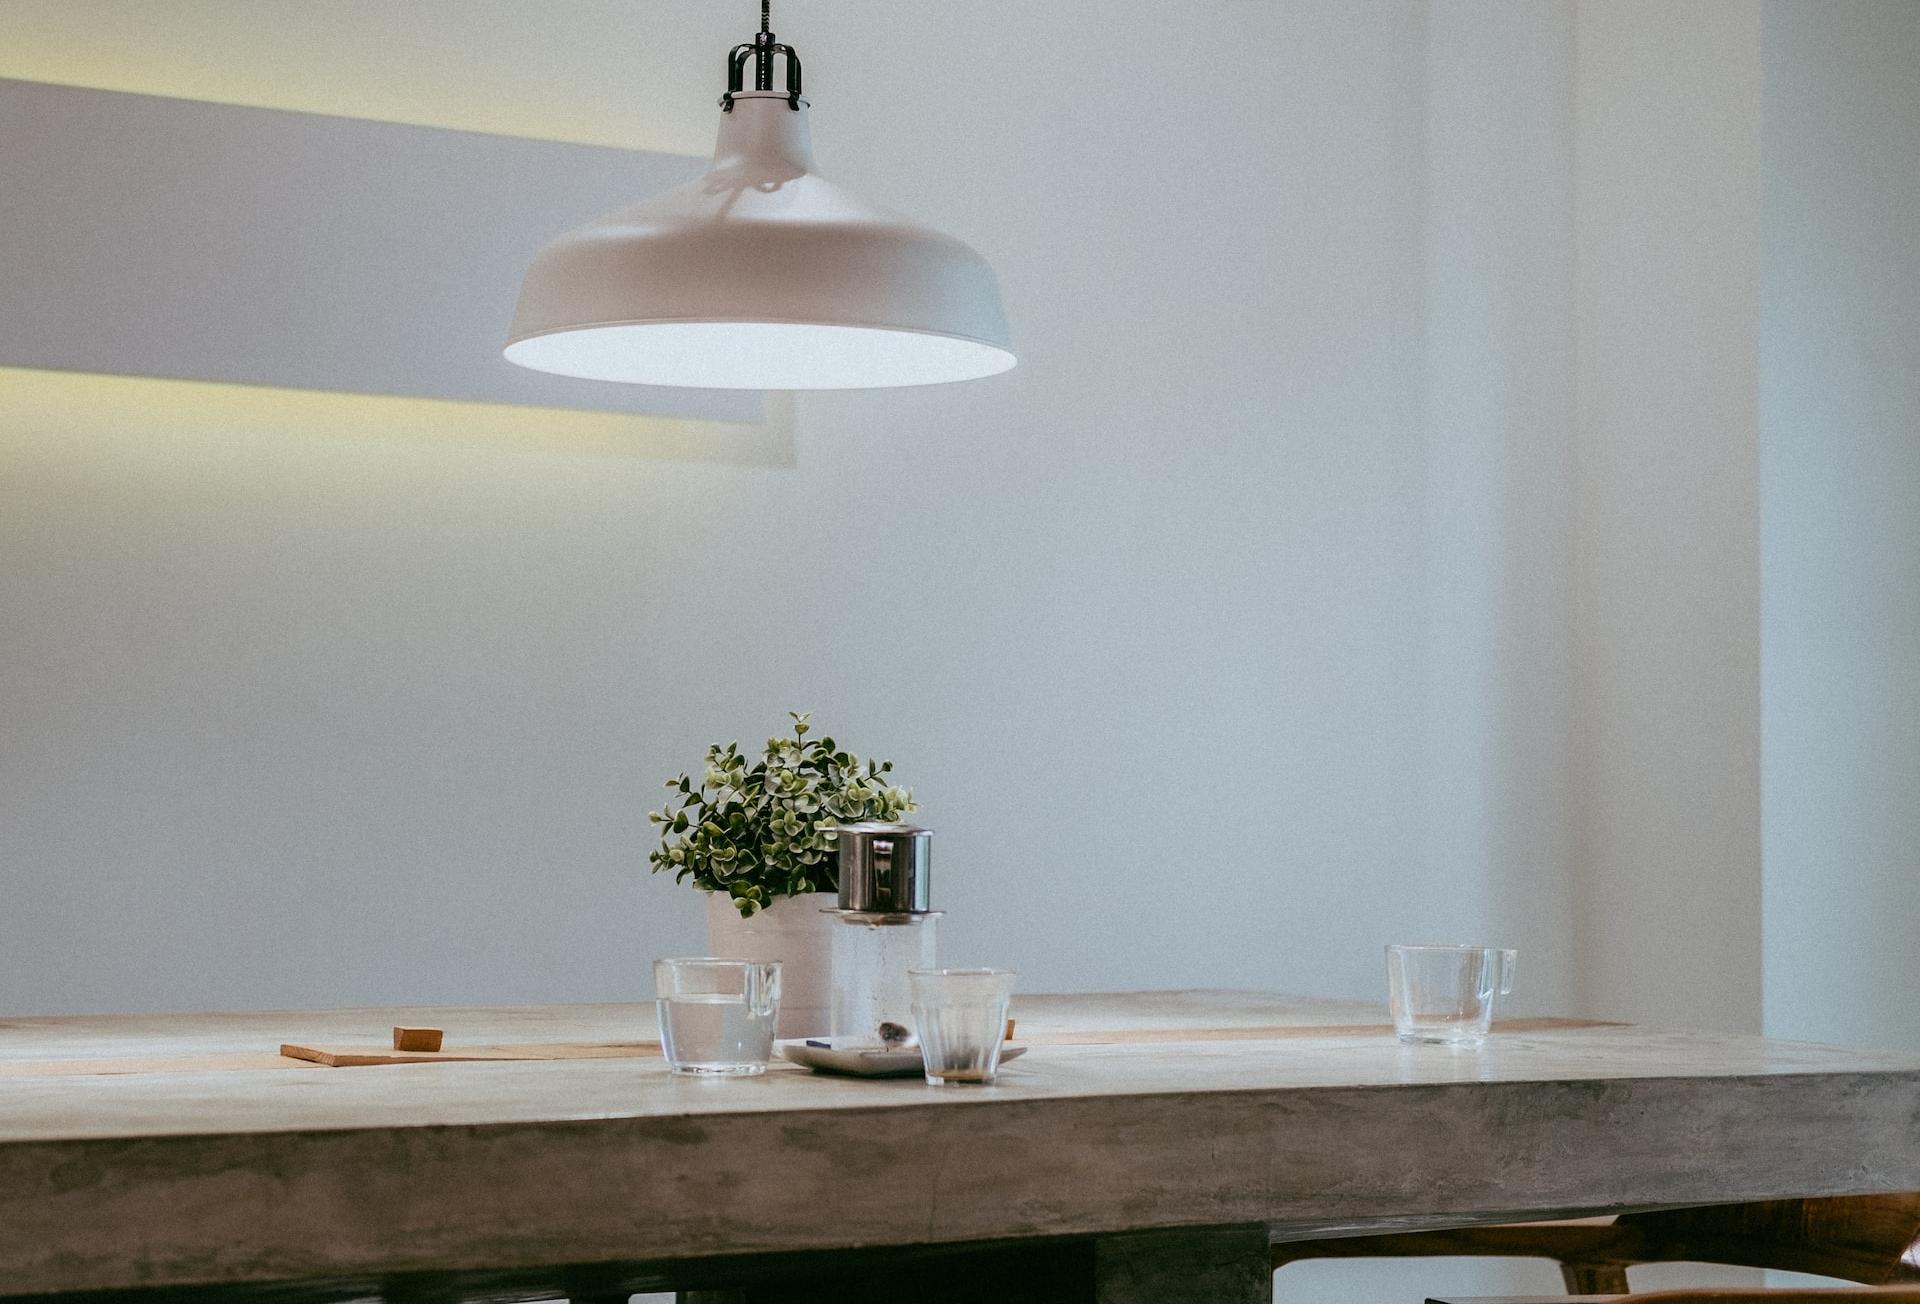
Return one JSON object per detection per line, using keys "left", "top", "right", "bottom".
{"left": 909, "top": 968, "right": 1015, "bottom": 1085}
{"left": 1386, "top": 944, "right": 1516, "bottom": 1047}
{"left": 654, "top": 958, "right": 782, "bottom": 1076}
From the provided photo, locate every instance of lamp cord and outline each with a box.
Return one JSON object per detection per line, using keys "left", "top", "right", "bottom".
{"left": 754, "top": 0, "right": 775, "bottom": 91}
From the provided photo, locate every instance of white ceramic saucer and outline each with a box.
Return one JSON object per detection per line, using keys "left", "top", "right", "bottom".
{"left": 776, "top": 1038, "right": 1027, "bottom": 1079}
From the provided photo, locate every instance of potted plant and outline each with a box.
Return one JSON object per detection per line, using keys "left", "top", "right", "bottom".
{"left": 648, "top": 712, "right": 917, "bottom": 1036}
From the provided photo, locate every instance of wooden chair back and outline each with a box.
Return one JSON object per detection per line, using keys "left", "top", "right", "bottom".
{"left": 1273, "top": 1193, "right": 1920, "bottom": 1295}
{"left": 1647, "top": 1292, "right": 1920, "bottom": 1302}
{"left": 1614, "top": 1195, "right": 1920, "bottom": 1285}
{"left": 1426, "top": 1288, "right": 1920, "bottom": 1304}
{"left": 1633, "top": 1292, "right": 1920, "bottom": 1303}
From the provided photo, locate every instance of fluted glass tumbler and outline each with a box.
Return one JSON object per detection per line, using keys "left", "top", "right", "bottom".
{"left": 1386, "top": 944, "right": 1516, "bottom": 1047}
{"left": 910, "top": 968, "right": 1015, "bottom": 1085}
{"left": 655, "top": 958, "right": 781, "bottom": 1076}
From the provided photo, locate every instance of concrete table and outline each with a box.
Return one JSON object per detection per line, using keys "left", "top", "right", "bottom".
{"left": 2, "top": 991, "right": 1917, "bottom": 1303}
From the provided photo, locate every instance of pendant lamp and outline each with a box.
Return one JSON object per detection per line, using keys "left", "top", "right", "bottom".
{"left": 503, "top": 2, "right": 1015, "bottom": 390}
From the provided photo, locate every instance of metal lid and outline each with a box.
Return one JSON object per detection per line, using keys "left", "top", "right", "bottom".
{"left": 835, "top": 822, "right": 933, "bottom": 915}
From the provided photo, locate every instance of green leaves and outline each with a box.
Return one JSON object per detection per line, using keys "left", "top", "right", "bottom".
{"left": 646, "top": 711, "right": 919, "bottom": 917}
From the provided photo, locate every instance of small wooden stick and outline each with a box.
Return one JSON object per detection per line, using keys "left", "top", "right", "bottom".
{"left": 392, "top": 1026, "right": 444, "bottom": 1053}
{"left": 1005, "top": 1018, "right": 1017, "bottom": 1042}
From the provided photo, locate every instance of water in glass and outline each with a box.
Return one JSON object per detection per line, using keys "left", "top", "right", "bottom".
{"left": 657, "top": 992, "right": 778, "bottom": 1074}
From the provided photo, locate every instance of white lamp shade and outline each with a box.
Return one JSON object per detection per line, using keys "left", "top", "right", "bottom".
{"left": 504, "top": 92, "right": 1015, "bottom": 389}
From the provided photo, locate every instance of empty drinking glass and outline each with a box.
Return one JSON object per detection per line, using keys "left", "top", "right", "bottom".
{"left": 909, "top": 968, "right": 1015, "bottom": 1085}
{"left": 1386, "top": 944, "right": 1516, "bottom": 1047}
{"left": 655, "top": 958, "right": 782, "bottom": 1076}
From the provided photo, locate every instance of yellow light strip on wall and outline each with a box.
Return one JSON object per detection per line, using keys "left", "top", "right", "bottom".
{"left": 0, "top": 2, "right": 703, "bottom": 154}
{"left": 0, "top": 70, "right": 678, "bottom": 154}
{"left": 0, "top": 368, "right": 793, "bottom": 468}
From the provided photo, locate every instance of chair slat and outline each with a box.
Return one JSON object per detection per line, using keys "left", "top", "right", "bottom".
{"left": 1430, "top": 1291, "right": 1920, "bottom": 1304}
{"left": 1274, "top": 1194, "right": 1920, "bottom": 1288}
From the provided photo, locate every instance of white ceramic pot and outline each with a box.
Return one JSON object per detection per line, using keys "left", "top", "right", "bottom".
{"left": 704, "top": 890, "right": 837, "bottom": 1039}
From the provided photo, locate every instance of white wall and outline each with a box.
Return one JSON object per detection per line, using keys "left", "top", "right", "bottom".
{"left": 1760, "top": 0, "right": 1920, "bottom": 1053}
{"left": 1569, "top": 0, "right": 1766, "bottom": 1034}
{"left": 1419, "top": 0, "right": 1578, "bottom": 1017}
{"left": 3, "top": 1, "right": 1576, "bottom": 1018}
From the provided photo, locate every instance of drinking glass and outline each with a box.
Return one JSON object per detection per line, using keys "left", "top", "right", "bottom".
{"left": 909, "top": 968, "right": 1015, "bottom": 1085}
{"left": 1386, "top": 944, "right": 1516, "bottom": 1047}
{"left": 654, "top": 958, "right": 782, "bottom": 1076}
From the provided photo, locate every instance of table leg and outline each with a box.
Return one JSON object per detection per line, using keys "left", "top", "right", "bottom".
{"left": 1092, "top": 1225, "right": 1275, "bottom": 1304}
{"left": 668, "top": 1226, "right": 1271, "bottom": 1303}
{"left": 671, "top": 1241, "right": 1090, "bottom": 1302}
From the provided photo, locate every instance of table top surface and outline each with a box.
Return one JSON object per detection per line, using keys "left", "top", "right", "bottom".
{"left": 3, "top": 989, "right": 1915, "bottom": 1144}
{"left": 6, "top": 991, "right": 1920, "bottom": 1298}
